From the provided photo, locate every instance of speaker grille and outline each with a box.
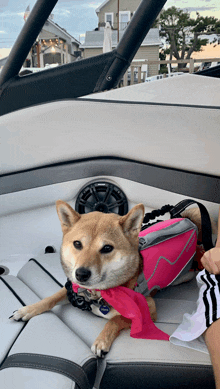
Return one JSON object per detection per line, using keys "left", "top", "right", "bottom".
{"left": 75, "top": 181, "right": 128, "bottom": 215}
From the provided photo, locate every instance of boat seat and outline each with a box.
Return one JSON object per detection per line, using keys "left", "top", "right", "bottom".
{"left": 0, "top": 274, "right": 97, "bottom": 389}
{"left": 0, "top": 253, "right": 215, "bottom": 388}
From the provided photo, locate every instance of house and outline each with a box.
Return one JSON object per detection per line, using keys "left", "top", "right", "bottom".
{"left": 1, "top": 17, "right": 80, "bottom": 71}
{"left": 27, "top": 17, "right": 80, "bottom": 68}
{"left": 96, "top": 0, "right": 141, "bottom": 30}
{"left": 80, "top": 0, "right": 161, "bottom": 77}
{"left": 96, "top": 0, "right": 161, "bottom": 30}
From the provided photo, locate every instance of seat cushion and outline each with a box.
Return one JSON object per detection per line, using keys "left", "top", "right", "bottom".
{"left": 0, "top": 368, "right": 79, "bottom": 389}
{"left": 95, "top": 328, "right": 214, "bottom": 389}
{"left": 15, "top": 253, "right": 215, "bottom": 388}
{"left": 0, "top": 275, "right": 97, "bottom": 389}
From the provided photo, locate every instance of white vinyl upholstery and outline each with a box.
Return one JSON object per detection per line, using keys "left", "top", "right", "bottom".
{"left": 0, "top": 273, "right": 97, "bottom": 389}
{"left": 6, "top": 252, "right": 214, "bottom": 388}
{"left": 1, "top": 96, "right": 220, "bottom": 176}
{"left": 85, "top": 74, "right": 220, "bottom": 107}
{"left": 0, "top": 369, "right": 75, "bottom": 389}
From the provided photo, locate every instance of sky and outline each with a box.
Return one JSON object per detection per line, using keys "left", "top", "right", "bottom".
{"left": 0, "top": 0, "right": 220, "bottom": 56}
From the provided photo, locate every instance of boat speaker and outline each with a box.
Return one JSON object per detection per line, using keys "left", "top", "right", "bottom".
{"left": 75, "top": 181, "right": 128, "bottom": 215}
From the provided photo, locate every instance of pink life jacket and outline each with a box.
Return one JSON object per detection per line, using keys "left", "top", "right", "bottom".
{"left": 137, "top": 217, "right": 197, "bottom": 294}
{"left": 72, "top": 217, "right": 197, "bottom": 341}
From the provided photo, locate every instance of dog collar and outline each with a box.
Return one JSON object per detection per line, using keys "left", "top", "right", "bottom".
{"left": 65, "top": 280, "right": 110, "bottom": 314}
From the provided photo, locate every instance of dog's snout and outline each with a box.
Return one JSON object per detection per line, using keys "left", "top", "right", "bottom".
{"left": 75, "top": 267, "right": 91, "bottom": 283}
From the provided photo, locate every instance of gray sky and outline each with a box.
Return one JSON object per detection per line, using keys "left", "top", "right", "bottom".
{"left": 0, "top": 0, "right": 220, "bottom": 49}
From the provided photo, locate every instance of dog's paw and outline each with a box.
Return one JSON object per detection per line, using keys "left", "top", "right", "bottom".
{"left": 91, "top": 339, "right": 111, "bottom": 358}
{"left": 9, "top": 305, "right": 38, "bottom": 322}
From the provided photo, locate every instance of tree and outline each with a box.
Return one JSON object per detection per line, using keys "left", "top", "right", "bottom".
{"left": 158, "top": 50, "right": 168, "bottom": 74}
{"left": 157, "top": 7, "right": 220, "bottom": 70}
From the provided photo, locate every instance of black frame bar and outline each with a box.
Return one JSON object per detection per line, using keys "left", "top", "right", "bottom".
{"left": 0, "top": 0, "right": 167, "bottom": 115}
{"left": 95, "top": 0, "right": 167, "bottom": 90}
{"left": 0, "top": 0, "right": 59, "bottom": 86}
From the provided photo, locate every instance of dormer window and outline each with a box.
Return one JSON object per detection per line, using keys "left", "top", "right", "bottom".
{"left": 105, "top": 13, "right": 114, "bottom": 27}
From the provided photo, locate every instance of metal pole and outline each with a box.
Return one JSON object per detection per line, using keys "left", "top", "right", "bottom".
{"left": 0, "top": 0, "right": 59, "bottom": 86}
{"left": 117, "top": 0, "right": 119, "bottom": 43}
{"left": 37, "top": 41, "right": 41, "bottom": 68}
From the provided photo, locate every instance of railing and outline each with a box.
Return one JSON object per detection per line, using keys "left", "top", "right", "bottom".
{"left": 122, "top": 57, "right": 220, "bottom": 86}
{"left": 100, "top": 22, "right": 129, "bottom": 31}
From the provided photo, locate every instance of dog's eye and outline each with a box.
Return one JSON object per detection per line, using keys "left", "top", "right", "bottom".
{"left": 73, "top": 241, "right": 82, "bottom": 250}
{"left": 100, "top": 245, "right": 114, "bottom": 254}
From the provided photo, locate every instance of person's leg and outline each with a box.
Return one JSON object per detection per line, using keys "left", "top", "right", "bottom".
{"left": 204, "top": 319, "right": 220, "bottom": 389}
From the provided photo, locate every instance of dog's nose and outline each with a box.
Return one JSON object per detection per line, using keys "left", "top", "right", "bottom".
{"left": 75, "top": 267, "right": 91, "bottom": 283}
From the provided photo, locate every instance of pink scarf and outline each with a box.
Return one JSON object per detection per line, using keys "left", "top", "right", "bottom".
{"left": 72, "top": 283, "right": 169, "bottom": 341}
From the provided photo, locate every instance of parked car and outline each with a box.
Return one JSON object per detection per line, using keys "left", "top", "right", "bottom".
{"left": 198, "top": 61, "right": 220, "bottom": 71}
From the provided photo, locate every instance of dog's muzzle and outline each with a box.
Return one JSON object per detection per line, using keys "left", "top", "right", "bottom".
{"left": 75, "top": 267, "right": 91, "bottom": 283}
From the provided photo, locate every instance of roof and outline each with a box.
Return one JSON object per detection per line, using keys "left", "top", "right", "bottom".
{"left": 80, "top": 28, "right": 160, "bottom": 49}
{"left": 96, "top": 0, "right": 110, "bottom": 13}
{"left": 40, "top": 18, "right": 80, "bottom": 45}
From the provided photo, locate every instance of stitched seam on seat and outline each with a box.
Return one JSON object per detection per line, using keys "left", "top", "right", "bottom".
{"left": 0, "top": 276, "right": 26, "bottom": 306}
{"left": 28, "top": 258, "right": 64, "bottom": 288}
{"left": 1, "top": 353, "right": 92, "bottom": 389}
{"left": 4, "top": 352, "right": 85, "bottom": 367}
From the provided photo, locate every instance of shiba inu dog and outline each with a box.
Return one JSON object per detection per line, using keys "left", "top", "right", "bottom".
{"left": 10, "top": 200, "right": 157, "bottom": 357}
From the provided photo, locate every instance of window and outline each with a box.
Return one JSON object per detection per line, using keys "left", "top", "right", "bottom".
{"left": 105, "top": 13, "right": 114, "bottom": 27}
{"left": 119, "top": 11, "right": 130, "bottom": 30}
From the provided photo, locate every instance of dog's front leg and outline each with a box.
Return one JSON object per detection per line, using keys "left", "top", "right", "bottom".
{"left": 91, "top": 315, "right": 131, "bottom": 357}
{"left": 10, "top": 287, "right": 67, "bottom": 322}
{"left": 91, "top": 296, "right": 157, "bottom": 357}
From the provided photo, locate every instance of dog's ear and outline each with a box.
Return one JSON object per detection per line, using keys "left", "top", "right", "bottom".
{"left": 56, "top": 200, "right": 81, "bottom": 234}
{"left": 119, "top": 204, "right": 144, "bottom": 239}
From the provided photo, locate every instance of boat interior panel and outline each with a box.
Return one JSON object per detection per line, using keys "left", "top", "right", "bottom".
{"left": 1, "top": 99, "right": 220, "bottom": 179}
{"left": 83, "top": 74, "right": 220, "bottom": 107}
